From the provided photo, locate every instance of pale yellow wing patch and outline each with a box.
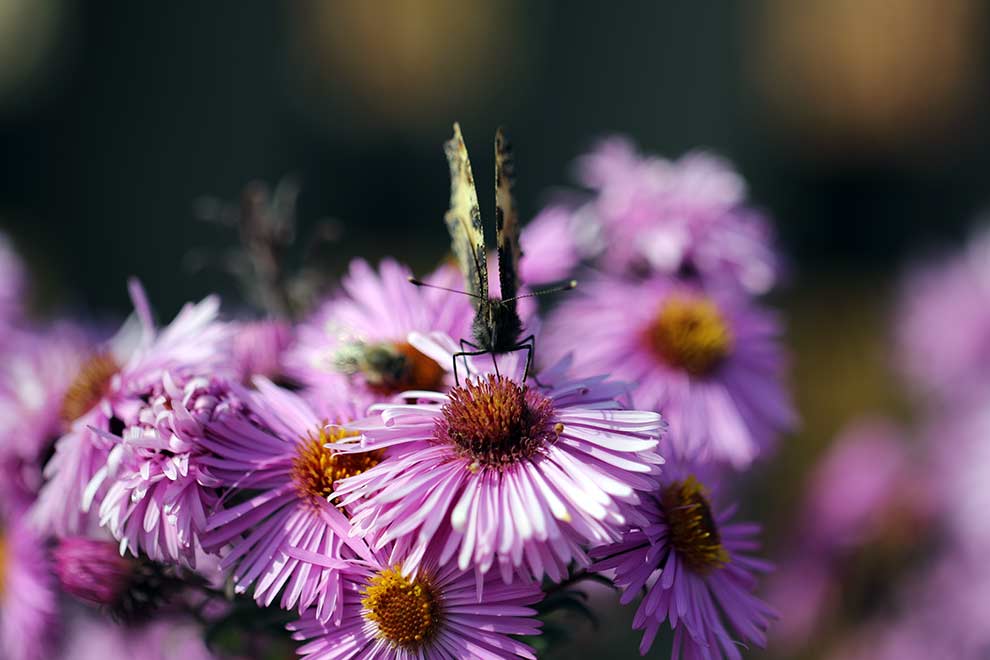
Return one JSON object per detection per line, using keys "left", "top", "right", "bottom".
{"left": 443, "top": 122, "right": 488, "bottom": 300}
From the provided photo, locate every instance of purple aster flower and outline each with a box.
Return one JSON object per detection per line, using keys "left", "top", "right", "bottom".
{"left": 0, "top": 323, "right": 92, "bottom": 511}
{"left": 764, "top": 555, "right": 833, "bottom": 650}
{"left": 232, "top": 318, "right": 293, "bottom": 383}
{"left": 0, "top": 512, "right": 59, "bottom": 660}
{"left": 286, "top": 509, "right": 542, "bottom": 660}
{"left": 828, "top": 553, "right": 990, "bottom": 660}
{"left": 32, "top": 281, "right": 233, "bottom": 536}
{"left": 54, "top": 536, "right": 135, "bottom": 606}
{"left": 517, "top": 206, "right": 583, "bottom": 285}
{"left": 802, "top": 418, "right": 923, "bottom": 550}
{"left": 544, "top": 275, "right": 796, "bottom": 468}
{"left": 575, "top": 138, "right": 780, "bottom": 294}
{"left": 332, "top": 333, "right": 665, "bottom": 584}
{"left": 96, "top": 374, "right": 241, "bottom": 565}
{"left": 61, "top": 616, "right": 217, "bottom": 660}
{"left": 897, "top": 228, "right": 990, "bottom": 400}
{"left": 929, "top": 402, "right": 990, "bottom": 557}
{"left": 286, "top": 258, "right": 474, "bottom": 415}
{"left": 53, "top": 535, "right": 183, "bottom": 622}
{"left": 200, "top": 377, "right": 378, "bottom": 623}
{"left": 590, "top": 463, "right": 775, "bottom": 658}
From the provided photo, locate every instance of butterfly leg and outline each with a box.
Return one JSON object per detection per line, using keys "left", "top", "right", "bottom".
{"left": 451, "top": 348, "right": 491, "bottom": 387}
{"left": 516, "top": 334, "right": 541, "bottom": 385}
{"left": 454, "top": 338, "right": 481, "bottom": 385}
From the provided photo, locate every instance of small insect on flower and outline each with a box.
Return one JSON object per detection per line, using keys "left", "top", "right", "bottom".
{"left": 410, "top": 123, "right": 575, "bottom": 384}
{"left": 332, "top": 340, "right": 446, "bottom": 395}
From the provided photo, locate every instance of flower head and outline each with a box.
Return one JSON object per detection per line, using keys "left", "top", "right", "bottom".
{"left": 53, "top": 537, "right": 135, "bottom": 606}
{"left": 97, "top": 374, "right": 240, "bottom": 565}
{"left": 31, "top": 281, "right": 233, "bottom": 536}
{"left": 333, "top": 333, "right": 665, "bottom": 583}
{"left": 897, "top": 228, "right": 990, "bottom": 400}
{"left": 0, "top": 323, "right": 92, "bottom": 511}
{"left": 232, "top": 318, "right": 293, "bottom": 383}
{"left": 0, "top": 512, "right": 59, "bottom": 660}
{"left": 575, "top": 138, "right": 780, "bottom": 294}
{"left": 544, "top": 276, "right": 796, "bottom": 468}
{"left": 201, "top": 378, "right": 380, "bottom": 622}
{"left": 591, "top": 465, "right": 775, "bottom": 658}
{"left": 286, "top": 259, "right": 474, "bottom": 414}
{"left": 287, "top": 516, "right": 542, "bottom": 660}
{"left": 60, "top": 616, "right": 215, "bottom": 660}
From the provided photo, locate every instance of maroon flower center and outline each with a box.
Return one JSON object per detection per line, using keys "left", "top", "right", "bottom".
{"left": 660, "top": 476, "right": 729, "bottom": 575}
{"left": 436, "top": 374, "right": 561, "bottom": 469}
{"left": 644, "top": 296, "right": 733, "bottom": 377}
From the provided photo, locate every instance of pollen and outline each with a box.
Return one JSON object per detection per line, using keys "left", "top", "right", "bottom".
{"left": 645, "top": 295, "right": 733, "bottom": 377}
{"left": 661, "top": 476, "right": 730, "bottom": 575}
{"left": 291, "top": 426, "right": 382, "bottom": 501}
{"left": 362, "top": 566, "right": 440, "bottom": 649}
{"left": 61, "top": 353, "right": 119, "bottom": 422}
{"left": 436, "top": 374, "right": 561, "bottom": 469}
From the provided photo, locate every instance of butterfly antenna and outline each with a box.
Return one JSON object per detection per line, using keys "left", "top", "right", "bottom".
{"left": 407, "top": 276, "right": 482, "bottom": 299}
{"left": 504, "top": 280, "right": 578, "bottom": 303}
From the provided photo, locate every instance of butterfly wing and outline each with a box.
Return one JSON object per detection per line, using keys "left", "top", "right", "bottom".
{"left": 443, "top": 123, "right": 488, "bottom": 301}
{"left": 494, "top": 127, "right": 522, "bottom": 304}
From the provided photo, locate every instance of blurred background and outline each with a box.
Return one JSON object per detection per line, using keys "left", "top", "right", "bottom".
{"left": 2, "top": 1, "right": 989, "bottom": 657}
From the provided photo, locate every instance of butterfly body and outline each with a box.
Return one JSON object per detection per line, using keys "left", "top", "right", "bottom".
{"left": 440, "top": 123, "right": 535, "bottom": 383}
{"left": 472, "top": 297, "right": 524, "bottom": 354}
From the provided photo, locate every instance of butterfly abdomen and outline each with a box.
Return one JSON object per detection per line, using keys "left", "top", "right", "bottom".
{"left": 473, "top": 298, "right": 523, "bottom": 353}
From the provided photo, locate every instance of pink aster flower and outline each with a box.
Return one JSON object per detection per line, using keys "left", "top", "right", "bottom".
{"left": 544, "top": 275, "right": 796, "bottom": 468}
{"left": 929, "top": 402, "right": 990, "bottom": 557}
{"left": 0, "top": 323, "right": 92, "bottom": 511}
{"left": 897, "top": 228, "right": 990, "bottom": 400}
{"left": 53, "top": 536, "right": 136, "bottom": 606}
{"left": 590, "top": 463, "right": 775, "bottom": 659}
{"left": 332, "top": 333, "right": 665, "bottom": 584}
{"left": 517, "top": 206, "right": 583, "bottom": 285}
{"left": 200, "top": 377, "right": 377, "bottom": 622}
{"left": 575, "top": 137, "right": 780, "bottom": 294}
{"left": 32, "top": 281, "right": 232, "bottom": 536}
{"left": 286, "top": 510, "right": 542, "bottom": 660}
{"left": 0, "top": 512, "right": 59, "bottom": 660}
{"left": 286, "top": 258, "right": 475, "bottom": 415}
{"left": 96, "top": 374, "right": 241, "bottom": 565}
{"left": 802, "top": 418, "right": 925, "bottom": 551}
{"left": 61, "top": 616, "right": 217, "bottom": 660}
{"left": 232, "top": 318, "right": 293, "bottom": 383}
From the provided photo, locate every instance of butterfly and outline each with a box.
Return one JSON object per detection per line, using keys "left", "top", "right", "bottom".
{"left": 412, "top": 123, "right": 574, "bottom": 385}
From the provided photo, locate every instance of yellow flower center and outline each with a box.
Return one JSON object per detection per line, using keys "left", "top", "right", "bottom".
{"left": 61, "top": 353, "right": 119, "bottom": 422}
{"left": 291, "top": 426, "right": 382, "bottom": 500}
{"left": 661, "top": 476, "right": 729, "bottom": 575}
{"left": 645, "top": 296, "right": 733, "bottom": 377}
{"left": 362, "top": 566, "right": 440, "bottom": 649}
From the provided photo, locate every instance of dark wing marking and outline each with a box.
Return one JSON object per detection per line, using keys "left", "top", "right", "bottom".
{"left": 443, "top": 122, "right": 488, "bottom": 301}
{"left": 494, "top": 126, "right": 522, "bottom": 304}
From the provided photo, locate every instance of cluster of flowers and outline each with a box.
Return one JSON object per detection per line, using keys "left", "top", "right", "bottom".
{"left": 0, "top": 137, "right": 795, "bottom": 659}
{"left": 766, "top": 227, "right": 990, "bottom": 659}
